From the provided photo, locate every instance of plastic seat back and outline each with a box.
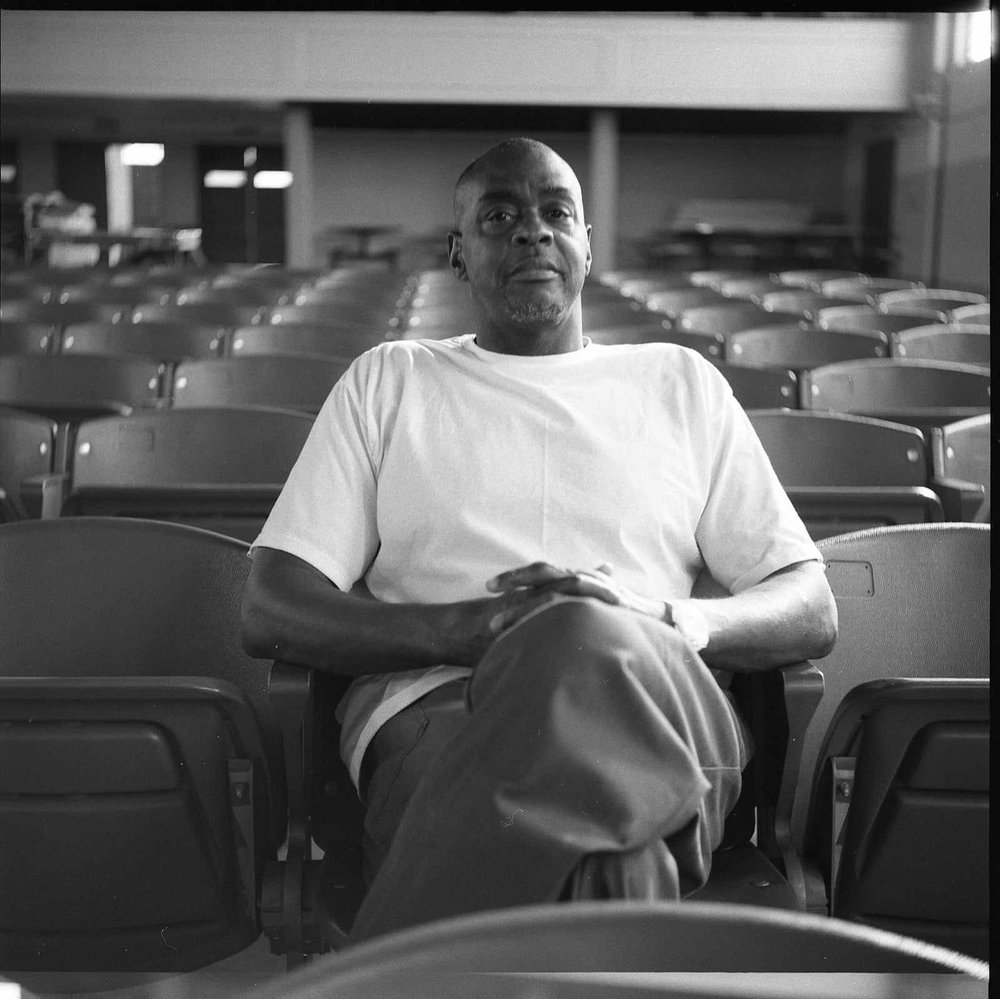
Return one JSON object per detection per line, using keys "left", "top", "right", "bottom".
{"left": 728, "top": 327, "right": 888, "bottom": 371}
{"left": 816, "top": 306, "right": 944, "bottom": 334}
{"left": 786, "top": 523, "right": 989, "bottom": 860}
{"left": 0, "top": 320, "right": 60, "bottom": 355}
{"left": 948, "top": 303, "right": 989, "bottom": 326}
{"left": 65, "top": 406, "right": 315, "bottom": 540}
{"left": 585, "top": 324, "right": 725, "bottom": 360}
{"left": 0, "top": 518, "right": 286, "bottom": 971}
{"left": 890, "top": 325, "right": 990, "bottom": 367}
{"left": 679, "top": 304, "right": 806, "bottom": 335}
{"left": 0, "top": 404, "right": 59, "bottom": 520}
{"left": 747, "top": 410, "right": 940, "bottom": 538}
{"left": 61, "top": 320, "right": 227, "bottom": 361}
{"left": 0, "top": 353, "right": 165, "bottom": 423}
{"left": 171, "top": 356, "right": 350, "bottom": 413}
{"left": 930, "top": 414, "right": 990, "bottom": 522}
{"left": 712, "top": 361, "right": 799, "bottom": 409}
{"left": 229, "top": 324, "right": 386, "bottom": 360}
{"left": 801, "top": 358, "right": 990, "bottom": 431}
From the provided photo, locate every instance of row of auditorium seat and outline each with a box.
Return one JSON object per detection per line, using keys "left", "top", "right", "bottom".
{"left": 0, "top": 516, "right": 989, "bottom": 977}
{"left": 0, "top": 403, "right": 989, "bottom": 541}
{"left": 2, "top": 317, "right": 989, "bottom": 369}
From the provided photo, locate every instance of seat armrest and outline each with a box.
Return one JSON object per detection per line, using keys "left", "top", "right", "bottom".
{"left": 265, "top": 661, "right": 318, "bottom": 965}
{"left": 763, "top": 661, "right": 824, "bottom": 911}
{"left": 19, "top": 472, "right": 71, "bottom": 519}
{"left": 931, "top": 476, "right": 987, "bottom": 522}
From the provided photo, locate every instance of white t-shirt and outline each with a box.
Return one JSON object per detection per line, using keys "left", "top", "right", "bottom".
{"left": 252, "top": 334, "right": 822, "bottom": 786}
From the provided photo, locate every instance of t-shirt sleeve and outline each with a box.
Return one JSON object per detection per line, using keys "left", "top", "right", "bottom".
{"left": 694, "top": 362, "right": 823, "bottom": 594}
{"left": 250, "top": 351, "right": 382, "bottom": 591}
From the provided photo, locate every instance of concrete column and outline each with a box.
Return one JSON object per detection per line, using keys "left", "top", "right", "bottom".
{"left": 282, "top": 104, "right": 316, "bottom": 269}
{"left": 587, "top": 109, "right": 619, "bottom": 278}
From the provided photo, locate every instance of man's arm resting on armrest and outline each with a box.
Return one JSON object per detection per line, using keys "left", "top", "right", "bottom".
{"left": 240, "top": 546, "right": 558, "bottom": 676}
{"left": 670, "top": 560, "right": 837, "bottom": 673}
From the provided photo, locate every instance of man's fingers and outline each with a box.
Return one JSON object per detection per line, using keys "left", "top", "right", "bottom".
{"left": 488, "top": 589, "right": 559, "bottom": 634}
{"left": 486, "top": 562, "right": 570, "bottom": 592}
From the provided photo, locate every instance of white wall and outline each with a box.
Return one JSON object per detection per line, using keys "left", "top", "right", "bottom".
{"left": 0, "top": 11, "right": 919, "bottom": 112}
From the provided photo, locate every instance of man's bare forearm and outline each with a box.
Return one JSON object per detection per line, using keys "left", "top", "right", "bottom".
{"left": 671, "top": 560, "right": 837, "bottom": 672}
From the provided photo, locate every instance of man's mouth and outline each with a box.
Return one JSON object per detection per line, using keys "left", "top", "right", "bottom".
{"left": 508, "top": 260, "right": 561, "bottom": 282}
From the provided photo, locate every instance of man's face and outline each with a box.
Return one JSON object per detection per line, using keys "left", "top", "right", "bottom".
{"left": 449, "top": 146, "right": 592, "bottom": 333}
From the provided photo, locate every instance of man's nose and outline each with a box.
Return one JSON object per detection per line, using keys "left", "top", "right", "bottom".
{"left": 512, "top": 212, "right": 554, "bottom": 245}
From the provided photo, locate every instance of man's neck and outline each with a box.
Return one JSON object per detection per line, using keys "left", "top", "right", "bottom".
{"left": 474, "top": 311, "right": 585, "bottom": 357}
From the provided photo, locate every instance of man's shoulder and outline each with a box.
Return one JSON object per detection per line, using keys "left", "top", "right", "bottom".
{"left": 349, "top": 334, "right": 472, "bottom": 378}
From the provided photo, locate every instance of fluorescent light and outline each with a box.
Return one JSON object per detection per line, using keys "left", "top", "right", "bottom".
{"left": 121, "top": 143, "right": 164, "bottom": 167}
{"left": 253, "top": 170, "right": 293, "bottom": 189}
{"left": 0, "top": 164, "right": 15, "bottom": 184}
{"left": 204, "top": 170, "right": 247, "bottom": 189}
{"left": 968, "top": 9, "right": 993, "bottom": 63}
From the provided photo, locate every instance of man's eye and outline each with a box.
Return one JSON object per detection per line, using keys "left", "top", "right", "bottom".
{"left": 485, "top": 210, "right": 512, "bottom": 223}
{"left": 547, "top": 208, "right": 571, "bottom": 219}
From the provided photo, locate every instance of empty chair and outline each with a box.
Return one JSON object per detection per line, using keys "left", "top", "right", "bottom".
{"left": 0, "top": 405, "right": 61, "bottom": 520}
{"left": 580, "top": 300, "right": 656, "bottom": 328}
{"left": 269, "top": 303, "right": 396, "bottom": 333}
{"left": 229, "top": 324, "right": 387, "bottom": 360}
{"left": 776, "top": 524, "right": 990, "bottom": 960}
{"left": 60, "top": 321, "right": 227, "bottom": 361}
{"left": 0, "top": 354, "right": 165, "bottom": 423}
{"left": 687, "top": 269, "right": 764, "bottom": 291}
{"left": 0, "top": 299, "right": 130, "bottom": 327}
{"left": 819, "top": 277, "right": 924, "bottom": 304}
{"left": 170, "top": 356, "right": 350, "bottom": 413}
{"left": 0, "top": 320, "right": 59, "bottom": 355}
{"left": 176, "top": 284, "right": 294, "bottom": 310}
{"left": 816, "top": 305, "right": 945, "bottom": 334}
{"left": 60, "top": 407, "right": 316, "bottom": 541}
{"left": 747, "top": 409, "right": 942, "bottom": 538}
{"left": 717, "top": 276, "right": 783, "bottom": 300}
{"left": 643, "top": 287, "right": 726, "bottom": 318}
{"left": 49, "top": 283, "right": 176, "bottom": 308}
{"left": 877, "top": 288, "right": 987, "bottom": 319}
{"left": 891, "top": 324, "right": 990, "bottom": 368}
{"left": 613, "top": 274, "right": 696, "bottom": 299}
{"left": 757, "top": 291, "right": 861, "bottom": 323}
{"left": 949, "top": 302, "right": 989, "bottom": 326}
{"left": 931, "top": 413, "right": 990, "bottom": 522}
{"left": 711, "top": 362, "right": 798, "bottom": 409}
{"left": 265, "top": 901, "right": 986, "bottom": 994}
{"left": 130, "top": 302, "right": 265, "bottom": 329}
{"left": 776, "top": 269, "right": 865, "bottom": 291}
{"left": 586, "top": 325, "right": 725, "bottom": 360}
{"left": 802, "top": 358, "right": 990, "bottom": 432}
{"left": 0, "top": 518, "right": 328, "bottom": 972}
{"left": 728, "top": 327, "right": 888, "bottom": 372}
{"left": 108, "top": 267, "right": 212, "bottom": 291}
{"left": 680, "top": 303, "right": 806, "bottom": 336}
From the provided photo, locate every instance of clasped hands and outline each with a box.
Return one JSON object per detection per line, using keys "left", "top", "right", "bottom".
{"left": 484, "top": 561, "right": 668, "bottom": 636}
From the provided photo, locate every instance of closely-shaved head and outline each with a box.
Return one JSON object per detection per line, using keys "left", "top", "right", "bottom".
{"left": 453, "top": 138, "right": 584, "bottom": 230}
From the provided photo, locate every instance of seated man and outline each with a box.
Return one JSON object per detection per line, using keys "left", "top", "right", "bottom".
{"left": 240, "top": 137, "right": 837, "bottom": 942}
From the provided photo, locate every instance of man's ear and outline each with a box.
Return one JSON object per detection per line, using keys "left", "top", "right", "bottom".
{"left": 447, "top": 231, "right": 468, "bottom": 281}
{"left": 584, "top": 224, "right": 593, "bottom": 276}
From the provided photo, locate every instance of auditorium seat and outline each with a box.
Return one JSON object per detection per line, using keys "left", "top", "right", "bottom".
{"left": 877, "top": 288, "right": 988, "bottom": 320}
{"left": 56, "top": 406, "right": 316, "bottom": 540}
{"left": 50, "top": 282, "right": 177, "bottom": 309}
{"left": 170, "top": 356, "right": 350, "bottom": 413}
{"left": 756, "top": 290, "right": 863, "bottom": 323}
{"left": 262, "top": 901, "right": 987, "bottom": 994}
{"left": 580, "top": 300, "right": 660, "bottom": 328}
{"left": 585, "top": 324, "right": 725, "bottom": 359}
{"left": 816, "top": 306, "right": 944, "bottom": 335}
{"left": 949, "top": 303, "right": 989, "bottom": 326}
{"left": 775, "top": 269, "right": 865, "bottom": 291}
{"left": 643, "top": 287, "right": 727, "bottom": 318}
{"left": 818, "top": 277, "right": 924, "bottom": 304}
{"left": 176, "top": 284, "right": 295, "bottom": 310}
{"left": 678, "top": 304, "right": 806, "bottom": 336}
{"left": 229, "top": 324, "right": 387, "bottom": 360}
{"left": 801, "top": 358, "right": 990, "bottom": 433}
{"left": 687, "top": 269, "right": 767, "bottom": 291}
{"left": 0, "top": 405, "right": 62, "bottom": 520}
{"left": 0, "top": 299, "right": 130, "bottom": 328}
{"left": 0, "top": 354, "right": 166, "bottom": 423}
{"left": 776, "top": 523, "right": 990, "bottom": 960}
{"left": 930, "top": 413, "right": 990, "bottom": 522}
{"left": 0, "top": 319, "right": 59, "bottom": 355}
{"left": 727, "top": 326, "right": 888, "bottom": 372}
{"left": 269, "top": 303, "right": 396, "bottom": 333}
{"left": 0, "top": 518, "right": 327, "bottom": 972}
{"left": 890, "top": 324, "right": 990, "bottom": 367}
{"left": 60, "top": 320, "right": 228, "bottom": 361}
{"left": 746, "top": 409, "right": 942, "bottom": 538}
{"left": 712, "top": 362, "right": 798, "bottom": 409}
{"left": 130, "top": 302, "right": 266, "bottom": 329}
{"left": 717, "top": 276, "right": 784, "bottom": 300}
